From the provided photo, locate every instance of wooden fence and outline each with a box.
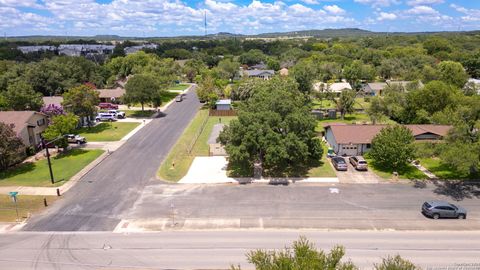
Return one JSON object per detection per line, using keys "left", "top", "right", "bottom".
{"left": 209, "top": 109, "right": 237, "bottom": 117}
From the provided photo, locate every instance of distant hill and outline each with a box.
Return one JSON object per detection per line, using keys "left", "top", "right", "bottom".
{"left": 5, "top": 28, "right": 480, "bottom": 42}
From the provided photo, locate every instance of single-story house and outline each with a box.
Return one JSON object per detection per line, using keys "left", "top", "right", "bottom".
{"left": 324, "top": 124, "right": 451, "bottom": 156}
{"left": 96, "top": 87, "right": 126, "bottom": 103}
{"left": 313, "top": 82, "right": 352, "bottom": 93}
{"left": 42, "top": 96, "right": 64, "bottom": 107}
{"left": 216, "top": 99, "right": 232, "bottom": 111}
{"left": 249, "top": 62, "right": 267, "bottom": 70}
{"left": 0, "top": 111, "right": 49, "bottom": 149}
{"left": 243, "top": 70, "right": 275, "bottom": 80}
{"left": 362, "top": 82, "right": 387, "bottom": 96}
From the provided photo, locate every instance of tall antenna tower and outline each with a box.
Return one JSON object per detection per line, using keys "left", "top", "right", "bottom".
{"left": 204, "top": 11, "right": 207, "bottom": 37}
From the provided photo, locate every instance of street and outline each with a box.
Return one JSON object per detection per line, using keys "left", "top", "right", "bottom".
{"left": 0, "top": 230, "right": 480, "bottom": 269}
{"left": 122, "top": 182, "right": 480, "bottom": 231}
{"left": 23, "top": 87, "right": 202, "bottom": 231}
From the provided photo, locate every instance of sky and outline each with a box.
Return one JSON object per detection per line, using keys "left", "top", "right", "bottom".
{"left": 1, "top": 0, "right": 479, "bottom": 37}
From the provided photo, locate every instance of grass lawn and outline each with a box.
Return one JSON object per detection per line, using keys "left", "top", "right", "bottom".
{"left": 307, "top": 144, "right": 336, "bottom": 177}
{"left": 0, "top": 149, "right": 104, "bottom": 187}
{"left": 0, "top": 195, "right": 59, "bottom": 222}
{"left": 158, "top": 111, "right": 237, "bottom": 182}
{"left": 168, "top": 83, "right": 190, "bottom": 91}
{"left": 315, "top": 113, "right": 397, "bottom": 133}
{"left": 365, "top": 157, "right": 427, "bottom": 180}
{"left": 77, "top": 122, "right": 139, "bottom": 141}
{"left": 312, "top": 98, "right": 370, "bottom": 111}
{"left": 419, "top": 158, "right": 479, "bottom": 180}
{"left": 124, "top": 110, "right": 156, "bottom": 118}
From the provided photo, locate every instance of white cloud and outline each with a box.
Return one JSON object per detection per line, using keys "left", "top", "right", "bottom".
{"left": 450, "top": 4, "right": 480, "bottom": 23}
{"left": 406, "top": 5, "right": 438, "bottom": 15}
{"left": 378, "top": 12, "right": 397, "bottom": 20}
{"left": 300, "top": 0, "right": 318, "bottom": 5}
{"left": 323, "top": 5, "right": 345, "bottom": 15}
{"left": 407, "top": 0, "right": 443, "bottom": 6}
{"left": 353, "top": 0, "right": 400, "bottom": 7}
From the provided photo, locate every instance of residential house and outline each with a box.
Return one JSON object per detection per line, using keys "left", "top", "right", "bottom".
{"left": 96, "top": 87, "right": 126, "bottom": 103}
{"left": 42, "top": 96, "right": 64, "bottom": 107}
{"left": 58, "top": 44, "right": 114, "bottom": 57}
{"left": 215, "top": 99, "right": 232, "bottom": 111}
{"left": 17, "top": 46, "right": 56, "bottom": 54}
{"left": 324, "top": 124, "right": 451, "bottom": 156}
{"left": 362, "top": 82, "right": 387, "bottom": 96}
{"left": 124, "top": 44, "right": 158, "bottom": 55}
{"left": 0, "top": 111, "right": 49, "bottom": 150}
{"left": 249, "top": 62, "right": 267, "bottom": 70}
{"left": 243, "top": 69, "right": 275, "bottom": 80}
{"left": 313, "top": 82, "right": 353, "bottom": 93}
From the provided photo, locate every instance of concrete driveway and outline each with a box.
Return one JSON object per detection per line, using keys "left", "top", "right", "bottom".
{"left": 333, "top": 157, "right": 381, "bottom": 183}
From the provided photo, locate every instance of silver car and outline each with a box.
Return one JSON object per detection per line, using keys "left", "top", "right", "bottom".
{"left": 422, "top": 201, "right": 467, "bottom": 219}
{"left": 349, "top": 156, "right": 368, "bottom": 170}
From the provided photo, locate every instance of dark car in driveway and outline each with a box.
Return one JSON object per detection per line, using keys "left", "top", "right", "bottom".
{"left": 332, "top": 156, "right": 348, "bottom": 171}
{"left": 422, "top": 201, "right": 467, "bottom": 219}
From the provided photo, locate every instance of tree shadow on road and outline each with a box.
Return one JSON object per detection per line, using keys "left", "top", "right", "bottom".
{"left": 431, "top": 180, "right": 480, "bottom": 201}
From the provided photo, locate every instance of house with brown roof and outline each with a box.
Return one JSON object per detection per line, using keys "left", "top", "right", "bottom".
{"left": 324, "top": 124, "right": 451, "bottom": 156}
{"left": 0, "top": 111, "right": 49, "bottom": 149}
{"left": 96, "top": 87, "right": 126, "bottom": 103}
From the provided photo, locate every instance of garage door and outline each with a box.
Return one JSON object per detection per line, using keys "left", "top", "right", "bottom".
{"left": 341, "top": 145, "right": 358, "bottom": 156}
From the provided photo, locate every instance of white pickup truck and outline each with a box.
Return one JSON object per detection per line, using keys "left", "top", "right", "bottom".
{"left": 108, "top": 110, "right": 126, "bottom": 119}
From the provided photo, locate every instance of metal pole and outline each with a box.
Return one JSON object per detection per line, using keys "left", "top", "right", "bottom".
{"left": 42, "top": 138, "right": 55, "bottom": 184}
{"left": 14, "top": 197, "right": 19, "bottom": 222}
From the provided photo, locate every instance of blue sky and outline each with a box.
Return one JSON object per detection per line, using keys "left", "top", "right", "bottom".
{"left": 1, "top": 0, "right": 479, "bottom": 36}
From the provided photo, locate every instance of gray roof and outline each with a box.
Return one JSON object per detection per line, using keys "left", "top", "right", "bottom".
{"left": 366, "top": 82, "right": 387, "bottom": 91}
{"left": 245, "top": 70, "right": 274, "bottom": 76}
{"left": 216, "top": 99, "right": 231, "bottom": 105}
{"left": 18, "top": 46, "right": 56, "bottom": 53}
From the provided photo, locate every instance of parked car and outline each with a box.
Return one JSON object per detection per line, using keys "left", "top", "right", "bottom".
{"left": 66, "top": 134, "right": 86, "bottom": 144}
{"left": 175, "top": 95, "right": 183, "bottom": 102}
{"left": 95, "top": 113, "right": 117, "bottom": 122}
{"left": 331, "top": 156, "right": 348, "bottom": 171}
{"left": 422, "top": 201, "right": 467, "bottom": 219}
{"left": 108, "top": 109, "right": 126, "bottom": 119}
{"left": 98, "top": 103, "right": 118, "bottom": 109}
{"left": 349, "top": 156, "right": 368, "bottom": 171}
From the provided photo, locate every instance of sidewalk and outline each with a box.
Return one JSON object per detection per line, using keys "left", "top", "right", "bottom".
{"left": 412, "top": 162, "right": 437, "bottom": 179}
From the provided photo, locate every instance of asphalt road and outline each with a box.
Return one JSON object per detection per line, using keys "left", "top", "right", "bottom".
{"left": 124, "top": 182, "right": 480, "bottom": 231}
{"left": 1, "top": 230, "right": 480, "bottom": 269}
{"left": 23, "top": 87, "right": 202, "bottom": 231}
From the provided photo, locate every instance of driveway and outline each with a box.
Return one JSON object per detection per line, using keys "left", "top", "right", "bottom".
{"left": 23, "top": 87, "right": 202, "bottom": 231}
{"left": 334, "top": 158, "right": 381, "bottom": 183}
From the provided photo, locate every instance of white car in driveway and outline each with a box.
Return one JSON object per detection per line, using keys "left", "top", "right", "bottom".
{"left": 96, "top": 113, "right": 117, "bottom": 122}
{"left": 108, "top": 110, "right": 126, "bottom": 119}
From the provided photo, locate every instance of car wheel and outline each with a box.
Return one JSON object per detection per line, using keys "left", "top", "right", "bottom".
{"left": 433, "top": 213, "right": 440, "bottom": 219}
{"left": 458, "top": 214, "right": 466, "bottom": 219}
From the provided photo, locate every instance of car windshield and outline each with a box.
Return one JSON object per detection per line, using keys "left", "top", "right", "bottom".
{"left": 449, "top": 204, "right": 458, "bottom": 210}
{"left": 358, "top": 161, "right": 367, "bottom": 164}
{"left": 423, "top": 202, "right": 431, "bottom": 208}
{"left": 335, "top": 159, "right": 345, "bottom": 164}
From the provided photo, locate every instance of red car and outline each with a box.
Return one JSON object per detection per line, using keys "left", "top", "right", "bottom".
{"left": 98, "top": 103, "right": 118, "bottom": 109}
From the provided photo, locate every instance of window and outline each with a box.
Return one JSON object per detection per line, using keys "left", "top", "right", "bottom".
{"left": 366, "top": 144, "right": 371, "bottom": 149}
{"left": 37, "top": 119, "right": 46, "bottom": 126}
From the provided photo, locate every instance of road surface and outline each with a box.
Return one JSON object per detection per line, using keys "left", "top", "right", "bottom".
{"left": 0, "top": 230, "right": 479, "bottom": 269}
{"left": 23, "top": 88, "right": 202, "bottom": 231}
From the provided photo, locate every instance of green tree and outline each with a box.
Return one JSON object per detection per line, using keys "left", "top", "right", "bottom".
{"left": 217, "top": 59, "right": 240, "bottom": 81}
{"left": 369, "top": 125, "right": 415, "bottom": 171}
{"left": 219, "top": 77, "right": 323, "bottom": 176}
{"left": 43, "top": 113, "right": 79, "bottom": 148}
{"left": 3, "top": 81, "right": 43, "bottom": 111}
{"left": 231, "top": 236, "right": 356, "bottom": 270}
{"left": 239, "top": 49, "right": 267, "bottom": 66}
{"left": 437, "top": 61, "right": 468, "bottom": 88}
{"left": 291, "top": 60, "right": 317, "bottom": 95}
{"left": 125, "top": 74, "right": 163, "bottom": 111}
{"left": 196, "top": 74, "right": 220, "bottom": 107}
{"left": 0, "top": 122, "right": 25, "bottom": 170}
{"left": 374, "top": 255, "right": 419, "bottom": 270}
{"left": 463, "top": 52, "right": 480, "bottom": 78}
{"left": 408, "top": 81, "right": 460, "bottom": 116}
{"left": 334, "top": 90, "right": 356, "bottom": 120}
{"left": 62, "top": 85, "right": 99, "bottom": 126}
{"left": 266, "top": 58, "right": 280, "bottom": 71}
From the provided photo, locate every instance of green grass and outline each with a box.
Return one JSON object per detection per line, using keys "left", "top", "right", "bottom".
{"left": 161, "top": 91, "right": 179, "bottom": 103}
{"left": 365, "top": 157, "right": 427, "bottom": 180}
{"left": 0, "top": 149, "right": 104, "bottom": 187}
{"left": 307, "top": 144, "right": 336, "bottom": 177}
{"left": 168, "top": 83, "right": 190, "bottom": 91}
{"left": 77, "top": 122, "right": 139, "bottom": 141}
{"left": 419, "top": 158, "right": 479, "bottom": 180}
{"left": 312, "top": 97, "right": 370, "bottom": 111}
{"left": 315, "top": 113, "right": 397, "bottom": 133}
{"left": 158, "top": 112, "right": 236, "bottom": 182}
{"left": 124, "top": 110, "right": 156, "bottom": 118}
{"left": 0, "top": 195, "right": 59, "bottom": 222}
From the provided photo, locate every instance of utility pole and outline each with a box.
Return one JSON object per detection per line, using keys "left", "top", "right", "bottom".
{"left": 204, "top": 11, "right": 207, "bottom": 37}
{"left": 41, "top": 137, "right": 55, "bottom": 185}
